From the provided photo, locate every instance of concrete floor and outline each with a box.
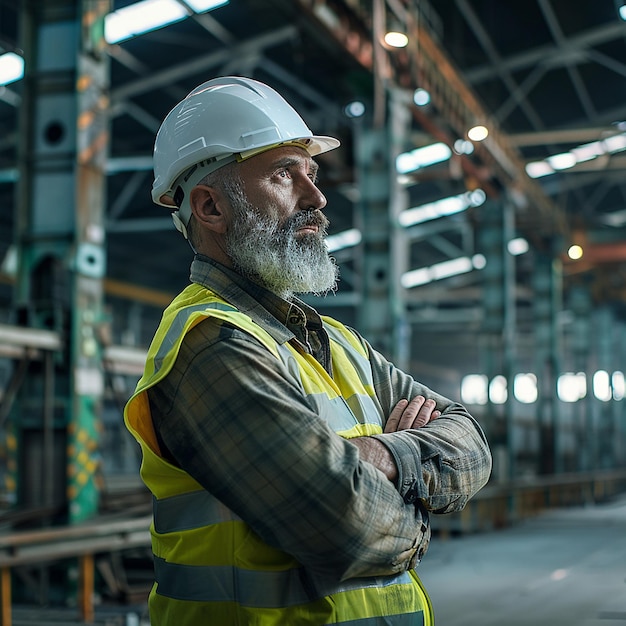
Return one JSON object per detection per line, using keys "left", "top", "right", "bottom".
{"left": 420, "top": 494, "right": 626, "bottom": 626}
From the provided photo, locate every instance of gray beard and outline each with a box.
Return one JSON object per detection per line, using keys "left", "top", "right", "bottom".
{"left": 224, "top": 184, "right": 339, "bottom": 299}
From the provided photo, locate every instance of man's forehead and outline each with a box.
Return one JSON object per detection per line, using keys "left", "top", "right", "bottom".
{"left": 245, "top": 145, "right": 318, "bottom": 171}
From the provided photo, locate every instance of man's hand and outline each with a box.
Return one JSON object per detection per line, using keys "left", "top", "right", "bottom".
{"left": 384, "top": 396, "right": 440, "bottom": 433}
{"left": 352, "top": 396, "right": 440, "bottom": 484}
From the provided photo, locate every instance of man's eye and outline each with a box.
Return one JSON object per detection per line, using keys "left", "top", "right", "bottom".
{"left": 278, "top": 169, "right": 291, "bottom": 178}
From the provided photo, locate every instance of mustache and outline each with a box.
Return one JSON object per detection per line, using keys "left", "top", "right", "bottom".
{"left": 284, "top": 209, "right": 329, "bottom": 234}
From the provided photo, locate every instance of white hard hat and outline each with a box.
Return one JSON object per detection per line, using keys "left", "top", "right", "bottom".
{"left": 151, "top": 76, "right": 340, "bottom": 236}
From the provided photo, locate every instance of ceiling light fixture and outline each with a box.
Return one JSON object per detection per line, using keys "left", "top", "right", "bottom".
{"left": 567, "top": 245, "right": 584, "bottom": 260}
{"left": 343, "top": 101, "right": 366, "bottom": 118}
{"left": 453, "top": 139, "right": 474, "bottom": 155}
{"left": 0, "top": 52, "right": 24, "bottom": 86}
{"left": 525, "top": 161, "right": 554, "bottom": 178}
{"left": 105, "top": 0, "right": 229, "bottom": 44}
{"left": 396, "top": 142, "right": 452, "bottom": 174}
{"left": 383, "top": 31, "right": 409, "bottom": 48}
{"left": 467, "top": 124, "right": 489, "bottom": 142}
{"left": 325, "top": 228, "right": 362, "bottom": 253}
{"left": 413, "top": 88, "right": 431, "bottom": 106}
{"left": 507, "top": 237, "right": 529, "bottom": 256}
{"left": 184, "top": 0, "right": 230, "bottom": 10}
{"left": 399, "top": 189, "right": 486, "bottom": 227}
{"left": 401, "top": 254, "right": 485, "bottom": 288}
{"left": 547, "top": 152, "right": 577, "bottom": 171}
{"left": 526, "top": 130, "right": 626, "bottom": 178}
{"left": 619, "top": 3, "right": 626, "bottom": 20}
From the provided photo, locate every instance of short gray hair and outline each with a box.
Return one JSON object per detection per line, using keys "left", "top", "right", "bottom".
{"left": 186, "top": 161, "right": 243, "bottom": 250}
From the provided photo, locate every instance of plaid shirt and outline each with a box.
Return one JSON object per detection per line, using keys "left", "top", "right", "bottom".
{"left": 148, "top": 255, "right": 491, "bottom": 580}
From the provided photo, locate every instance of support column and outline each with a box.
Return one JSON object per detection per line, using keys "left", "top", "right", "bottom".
{"left": 595, "top": 306, "right": 614, "bottom": 469}
{"left": 11, "top": 0, "right": 111, "bottom": 524}
{"left": 355, "top": 91, "right": 410, "bottom": 368}
{"left": 616, "top": 324, "right": 626, "bottom": 466}
{"left": 532, "top": 248, "right": 562, "bottom": 474}
{"left": 478, "top": 199, "right": 517, "bottom": 482}
{"left": 568, "top": 285, "right": 593, "bottom": 472}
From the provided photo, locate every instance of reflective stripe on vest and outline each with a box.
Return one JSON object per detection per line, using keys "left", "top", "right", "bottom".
{"left": 153, "top": 491, "right": 239, "bottom": 534}
{"left": 154, "top": 554, "right": 416, "bottom": 607}
{"left": 340, "top": 614, "right": 423, "bottom": 626}
{"left": 152, "top": 301, "right": 238, "bottom": 372}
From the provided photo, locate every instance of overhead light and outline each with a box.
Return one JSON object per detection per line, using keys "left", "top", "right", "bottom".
{"left": 105, "top": 0, "right": 228, "bottom": 44}
{"left": 185, "top": 0, "right": 230, "bottom": 10}
{"left": 383, "top": 31, "right": 409, "bottom": 48}
{"left": 472, "top": 254, "right": 487, "bottom": 269}
{"left": 567, "top": 245, "right": 583, "bottom": 260}
{"left": 399, "top": 189, "right": 486, "bottom": 227}
{"left": 603, "top": 133, "right": 626, "bottom": 152}
{"left": 325, "top": 228, "right": 362, "bottom": 252}
{"left": 619, "top": 3, "right": 626, "bottom": 20}
{"left": 526, "top": 130, "right": 626, "bottom": 178}
{"left": 557, "top": 372, "right": 586, "bottom": 402}
{"left": 547, "top": 152, "right": 576, "bottom": 170}
{"left": 396, "top": 142, "right": 452, "bottom": 174}
{"left": 401, "top": 254, "right": 485, "bottom": 288}
{"left": 343, "top": 101, "right": 366, "bottom": 118}
{"left": 600, "top": 208, "right": 626, "bottom": 227}
{"left": 525, "top": 161, "right": 554, "bottom": 178}
{"left": 0, "top": 52, "right": 24, "bottom": 86}
{"left": 453, "top": 139, "right": 474, "bottom": 155}
{"left": 0, "top": 245, "right": 18, "bottom": 278}
{"left": 467, "top": 124, "right": 489, "bottom": 142}
{"left": 413, "top": 88, "right": 431, "bottom": 106}
{"left": 507, "top": 237, "right": 529, "bottom": 256}
{"left": 571, "top": 140, "right": 605, "bottom": 163}
{"left": 613, "top": 371, "right": 625, "bottom": 400}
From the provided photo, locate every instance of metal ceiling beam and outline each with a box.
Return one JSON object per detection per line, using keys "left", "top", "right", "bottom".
{"left": 106, "top": 217, "right": 173, "bottom": 232}
{"left": 585, "top": 48, "right": 626, "bottom": 80}
{"left": 456, "top": 0, "right": 545, "bottom": 130}
{"left": 109, "top": 100, "right": 163, "bottom": 131}
{"left": 111, "top": 25, "right": 298, "bottom": 103}
{"left": 540, "top": 165, "right": 626, "bottom": 197}
{"left": 537, "top": 0, "right": 597, "bottom": 122}
{"left": 107, "top": 44, "right": 151, "bottom": 75}
{"left": 175, "top": 0, "right": 235, "bottom": 44}
{"left": 0, "top": 85, "right": 20, "bottom": 107}
{"left": 465, "top": 21, "right": 626, "bottom": 84}
{"left": 509, "top": 127, "right": 623, "bottom": 147}
{"left": 108, "top": 170, "right": 148, "bottom": 221}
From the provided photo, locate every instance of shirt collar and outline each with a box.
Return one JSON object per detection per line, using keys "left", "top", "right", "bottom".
{"left": 189, "top": 255, "right": 323, "bottom": 344}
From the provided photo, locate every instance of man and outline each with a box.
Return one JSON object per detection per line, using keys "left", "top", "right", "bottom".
{"left": 125, "top": 76, "right": 492, "bottom": 625}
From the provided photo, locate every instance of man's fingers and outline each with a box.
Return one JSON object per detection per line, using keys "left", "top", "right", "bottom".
{"left": 401, "top": 395, "right": 427, "bottom": 429}
{"left": 393, "top": 395, "right": 426, "bottom": 431}
{"left": 386, "top": 396, "right": 441, "bottom": 432}
{"left": 385, "top": 398, "right": 408, "bottom": 433}
{"left": 416, "top": 399, "right": 441, "bottom": 427}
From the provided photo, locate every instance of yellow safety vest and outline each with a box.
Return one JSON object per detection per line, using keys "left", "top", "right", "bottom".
{"left": 125, "top": 282, "right": 433, "bottom": 625}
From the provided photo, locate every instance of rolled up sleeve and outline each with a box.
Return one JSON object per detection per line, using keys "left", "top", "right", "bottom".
{"left": 364, "top": 337, "right": 493, "bottom": 513}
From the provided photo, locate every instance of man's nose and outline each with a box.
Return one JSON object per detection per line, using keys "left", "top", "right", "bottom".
{"left": 298, "top": 176, "right": 327, "bottom": 211}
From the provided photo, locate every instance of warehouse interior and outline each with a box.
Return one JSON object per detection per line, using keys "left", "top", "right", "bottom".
{"left": 0, "top": 0, "right": 626, "bottom": 623}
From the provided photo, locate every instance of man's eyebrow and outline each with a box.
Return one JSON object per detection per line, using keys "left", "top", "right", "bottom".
{"left": 270, "top": 155, "right": 319, "bottom": 175}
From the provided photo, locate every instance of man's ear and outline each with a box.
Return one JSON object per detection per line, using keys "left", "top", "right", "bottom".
{"left": 189, "top": 185, "right": 228, "bottom": 234}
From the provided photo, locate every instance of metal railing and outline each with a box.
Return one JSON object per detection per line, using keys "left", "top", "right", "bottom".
{"left": 0, "top": 515, "right": 151, "bottom": 626}
{"left": 432, "top": 468, "right": 626, "bottom": 535}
